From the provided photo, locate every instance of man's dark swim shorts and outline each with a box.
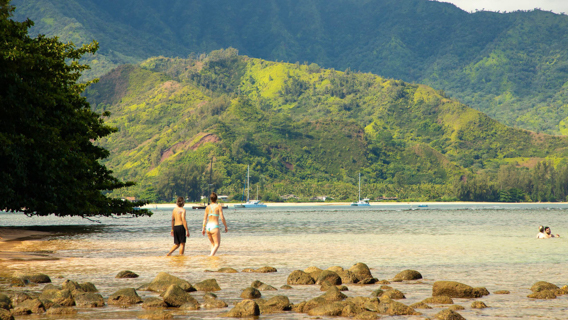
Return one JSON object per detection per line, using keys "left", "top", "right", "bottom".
{"left": 173, "top": 225, "right": 186, "bottom": 244}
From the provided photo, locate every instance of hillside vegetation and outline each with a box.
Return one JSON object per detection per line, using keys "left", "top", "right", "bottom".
{"left": 13, "top": 0, "right": 568, "bottom": 134}
{"left": 84, "top": 50, "right": 568, "bottom": 202}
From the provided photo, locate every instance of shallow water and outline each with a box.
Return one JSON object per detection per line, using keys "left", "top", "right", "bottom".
{"left": 1, "top": 204, "right": 567, "bottom": 319}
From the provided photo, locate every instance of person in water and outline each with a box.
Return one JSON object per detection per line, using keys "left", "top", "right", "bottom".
{"left": 537, "top": 225, "right": 560, "bottom": 238}
{"left": 202, "top": 192, "right": 228, "bottom": 256}
{"left": 166, "top": 197, "right": 189, "bottom": 256}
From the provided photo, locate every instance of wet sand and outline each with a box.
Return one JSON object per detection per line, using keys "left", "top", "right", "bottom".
{"left": 0, "top": 227, "right": 56, "bottom": 261}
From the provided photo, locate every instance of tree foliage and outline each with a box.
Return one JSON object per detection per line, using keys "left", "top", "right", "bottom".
{"left": 0, "top": 0, "right": 150, "bottom": 217}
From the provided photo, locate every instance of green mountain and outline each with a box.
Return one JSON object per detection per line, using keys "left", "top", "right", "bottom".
{"left": 12, "top": 0, "right": 568, "bottom": 134}
{"left": 84, "top": 50, "right": 568, "bottom": 202}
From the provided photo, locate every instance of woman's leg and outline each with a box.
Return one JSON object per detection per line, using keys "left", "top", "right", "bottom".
{"left": 166, "top": 244, "right": 179, "bottom": 256}
{"left": 208, "top": 229, "right": 221, "bottom": 256}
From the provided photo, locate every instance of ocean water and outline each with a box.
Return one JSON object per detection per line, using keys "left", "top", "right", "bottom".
{"left": 1, "top": 204, "right": 567, "bottom": 319}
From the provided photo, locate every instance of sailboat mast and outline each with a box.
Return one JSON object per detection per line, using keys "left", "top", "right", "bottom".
{"left": 247, "top": 165, "right": 250, "bottom": 202}
{"left": 358, "top": 173, "right": 361, "bottom": 201}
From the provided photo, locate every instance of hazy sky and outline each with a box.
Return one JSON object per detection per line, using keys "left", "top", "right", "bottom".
{"left": 438, "top": 0, "right": 568, "bottom": 14}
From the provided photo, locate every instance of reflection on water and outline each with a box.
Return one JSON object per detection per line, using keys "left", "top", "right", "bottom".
{"left": 1, "top": 205, "right": 567, "bottom": 319}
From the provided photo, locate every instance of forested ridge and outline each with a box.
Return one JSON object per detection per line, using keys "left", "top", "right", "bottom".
{"left": 84, "top": 50, "right": 568, "bottom": 203}
{"left": 12, "top": 0, "right": 568, "bottom": 134}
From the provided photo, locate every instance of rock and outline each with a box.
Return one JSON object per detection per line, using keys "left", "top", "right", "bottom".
{"left": 287, "top": 270, "right": 315, "bottom": 285}
{"left": 320, "top": 286, "right": 347, "bottom": 301}
{"left": 74, "top": 292, "right": 105, "bottom": 307}
{"left": 422, "top": 296, "right": 454, "bottom": 304}
{"left": 410, "top": 301, "right": 432, "bottom": 309}
{"left": 257, "top": 295, "right": 291, "bottom": 314}
{"left": 220, "top": 299, "right": 260, "bottom": 317}
{"left": 320, "top": 281, "right": 347, "bottom": 291}
{"left": 39, "top": 289, "right": 75, "bottom": 307}
{"left": 305, "top": 266, "right": 323, "bottom": 273}
{"left": 448, "top": 305, "right": 465, "bottom": 311}
{"left": 557, "top": 285, "right": 568, "bottom": 295}
{"left": 381, "top": 289, "right": 405, "bottom": 300}
{"left": 42, "top": 284, "right": 62, "bottom": 291}
{"left": 0, "top": 309, "right": 13, "bottom": 320}
{"left": 291, "top": 301, "right": 306, "bottom": 313}
{"left": 203, "top": 293, "right": 228, "bottom": 309}
{"left": 280, "top": 285, "right": 292, "bottom": 290}
{"left": 20, "top": 273, "right": 51, "bottom": 284}
{"left": 355, "top": 310, "right": 379, "bottom": 319}
{"left": 142, "top": 297, "right": 167, "bottom": 309}
{"left": 370, "top": 289, "right": 384, "bottom": 298}
{"left": 358, "top": 277, "right": 378, "bottom": 285}
{"left": 12, "top": 298, "right": 45, "bottom": 315}
{"left": 194, "top": 279, "right": 221, "bottom": 292}
{"left": 362, "top": 297, "right": 381, "bottom": 312}
{"left": 336, "top": 270, "right": 358, "bottom": 284}
{"left": 9, "top": 277, "right": 27, "bottom": 287}
{"left": 341, "top": 300, "right": 366, "bottom": 316}
{"left": 302, "top": 297, "right": 328, "bottom": 313}
{"left": 179, "top": 301, "right": 200, "bottom": 310}
{"left": 107, "top": 288, "right": 143, "bottom": 305}
{"left": 62, "top": 280, "right": 98, "bottom": 294}
{"left": 348, "top": 262, "right": 374, "bottom": 282}
{"left": 45, "top": 305, "right": 77, "bottom": 315}
{"left": 162, "top": 284, "right": 198, "bottom": 308}
{"left": 254, "top": 266, "right": 277, "bottom": 273}
{"left": 527, "top": 290, "right": 557, "bottom": 299}
{"left": 380, "top": 285, "right": 393, "bottom": 290}
{"left": 393, "top": 269, "right": 422, "bottom": 281}
{"left": 432, "top": 281, "right": 489, "bottom": 298}
{"left": 258, "top": 283, "right": 277, "bottom": 291}
{"left": 217, "top": 267, "right": 238, "bottom": 273}
{"left": 116, "top": 270, "right": 139, "bottom": 279}
{"left": 146, "top": 272, "right": 195, "bottom": 292}
{"left": 494, "top": 290, "right": 510, "bottom": 294}
{"left": 241, "top": 268, "right": 255, "bottom": 273}
{"left": 377, "top": 280, "right": 391, "bottom": 285}
{"left": 307, "top": 301, "right": 345, "bottom": 316}
{"left": 316, "top": 270, "right": 342, "bottom": 285}
{"left": 435, "top": 308, "right": 466, "bottom": 320}
{"left": 139, "top": 310, "right": 174, "bottom": 320}
{"left": 471, "top": 301, "right": 488, "bottom": 309}
{"left": 0, "top": 294, "right": 12, "bottom": 310}
{"left": 384, "top": 300, "right": 420, "bottom": 316}
{"left": 8, "top": 292, "right": 30, "bottom": 305}
{"left": 530, "top": 281, "right": 559, "bottom": 292}
{"left": 240, "top": 287, "right": 261, "bottom": 299}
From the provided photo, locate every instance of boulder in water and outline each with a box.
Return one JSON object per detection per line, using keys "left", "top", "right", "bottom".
{"left": 287, "top": 270, "right": 315, "bottom": 285}
{"left": 194, "top": 279, "right": 221, "bottom": 292}
{"left": 116, "top": 270, "right": 139, "bottom": 279}
{"left": 348, "top": 263, "right": 374, "bottom": 282}
{"left": 39, "top": 289, "right": 75, "bottom": 307}
{"left": 0, "top": 294, "right": 12, "bottom": 310}
{"left": 107, "top": 288, "right": 143, "bottom": 305}
{"left": 471, "top": 301, "right": 488, "bottom": 309}
{"left": 142, "top": 297, "right": 167, "bottom": 309}
{"left": 393, "top": 270, "right": 422, "bottom": 281}
{"left": 432, "top": 281, "right": 489, "bottom": 298}
{"left": 257, "top": 295, "right": 291, "bottom": 314}
{"left": 316, "top": 270, "right": 342, "bottom": 285}
{"left": 422, "top": 296, "right": 454, "bottom": 304}
{"left": 12, "top": 298, "right": 45, "bottom": 315}
{"left": 527, "top": 290, "right": 557, "bottom": 299}
{"left": 381, "top": 289, "right": 406, "bottom": 300}
{"left": 240, "top": 287, "right": 261, "bottom": 299}
{"left": 434, "top": 308, "right": 466, "bottom": 320}
{"left": 162, "top": 284, "right": 199, "bottom": 308}
{"left": 146, "top": 272, "right": 195, "bottom": 292}
{"left": 220, "top": 299, "right": 259, "bottom": 317}
{"left": 20, "top": 273, "right": 51, "bottom": 284}
{"left": 0, "top": 309, "right": 14, "bottom": 320}
{"left": 530, "top": 281, "right": 559, "bottom": 292}
{"left": 74, "top": 292, "right": 105, "bottom": 308}
{"left": 139, "top": 310, "right": 174, "bottom": 319}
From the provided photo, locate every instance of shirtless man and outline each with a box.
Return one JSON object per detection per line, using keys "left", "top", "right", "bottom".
{"left": 166, "top": 197, "right": 189, "bottom": 256}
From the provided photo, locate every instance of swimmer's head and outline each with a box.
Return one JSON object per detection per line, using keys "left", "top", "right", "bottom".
{"left": 544, "top": 226, "right": 551, "bottom": 234}
{"left": 210, "top": 192, "right": 218, "bottom": 203}
{"left": 176, "top": 196, "right": 185, "bottom": 207}
{"left": 539, "top": 225, "right": 544, "bottom": 233}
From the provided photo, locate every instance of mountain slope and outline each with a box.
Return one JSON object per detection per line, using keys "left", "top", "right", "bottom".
{"left": 84, "top": 51, "right": 568, "bottom": 201}
{"left": 12, "top": 0, "right": 568, "bottom": 134}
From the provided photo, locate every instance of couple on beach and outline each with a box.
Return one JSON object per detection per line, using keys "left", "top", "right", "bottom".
{"left": 536, "top": 225, "right": 560, "bottom": 238}
{"left": 166, "top": 192, "right": 228, "bottom": 256}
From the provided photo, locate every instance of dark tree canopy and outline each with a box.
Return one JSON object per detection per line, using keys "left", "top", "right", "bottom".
{"left": 0, "top": 0, "right": 150, "bottom": 217}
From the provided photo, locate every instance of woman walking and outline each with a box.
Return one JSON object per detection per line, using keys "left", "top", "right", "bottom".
{"left": 202, "top": 192, "right": 228, "bottom": 256}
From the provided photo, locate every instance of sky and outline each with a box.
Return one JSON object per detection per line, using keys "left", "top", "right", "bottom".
{"left": 437, "top": 0, "right": 568, "bottom": 14}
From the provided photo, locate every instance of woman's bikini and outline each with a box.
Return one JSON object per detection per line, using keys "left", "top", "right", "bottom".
{"left": 205, "top": 204, "right": 221, "bottom": 232}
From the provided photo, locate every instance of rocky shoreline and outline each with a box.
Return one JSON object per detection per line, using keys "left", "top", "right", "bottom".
{"left": 1, "top": 262, "right": 566, "bottom": 320}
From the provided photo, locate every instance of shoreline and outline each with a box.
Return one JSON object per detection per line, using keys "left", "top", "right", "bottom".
{"left": 142, "top": 201, "right": 561, "bottom": 209}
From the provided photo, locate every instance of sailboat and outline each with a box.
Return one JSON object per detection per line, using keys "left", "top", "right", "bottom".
{"left": 351, "top": 173, "right": 370, "bottom": 206}
{"left": 234, "top": 165, "right": 267, "bottom": 208}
